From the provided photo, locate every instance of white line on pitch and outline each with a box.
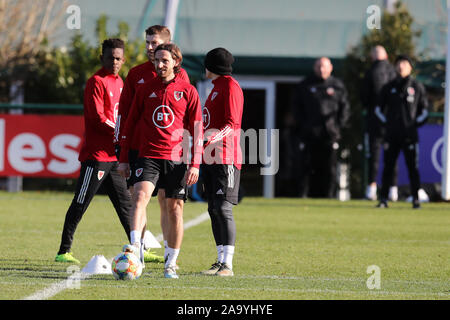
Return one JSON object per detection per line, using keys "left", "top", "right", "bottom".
{"left": 22, "top": 211, "right": 209, "bottom": 300}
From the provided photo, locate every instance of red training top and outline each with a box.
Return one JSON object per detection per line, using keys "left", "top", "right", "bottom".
{"left": 203, "top": 75, "right": 244, "bottom": 169}
{"left": 114, "top": 60, "right": 189, "bottom": 150}
{"left": 119, "top": 75, "right": 203, "bottom": 168}
{"left": 79, "top": 67, "right": 122, "bottom": 162}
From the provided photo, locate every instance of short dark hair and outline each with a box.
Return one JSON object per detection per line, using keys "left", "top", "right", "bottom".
{"left": 101, "top": 38, "right": 124, "bottom": 55}
{"left": 395, "top": 54, "right": 413, "bottom": 67}
{"left": 145, "top": 25, "right": 171, "bottom": 42}
{"left": 154, "top": 43, "right": 182, "bottom": 73}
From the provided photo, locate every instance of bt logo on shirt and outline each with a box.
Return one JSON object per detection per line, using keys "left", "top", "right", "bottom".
{"left": 152, "top": 105, "right": 175, "bottom": 129}
{"left": 202, "top": 107, "right": 210, "bottom": 129}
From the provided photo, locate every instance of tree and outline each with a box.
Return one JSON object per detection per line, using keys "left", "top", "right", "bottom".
{"left": 342, "top": 1, "right": 422, "bottom": 198}
{"left": 0, "top": 0, "right": 68, "bottom": 102}
{"left": 23, "top": 14, "right": 147, "bottom": 105}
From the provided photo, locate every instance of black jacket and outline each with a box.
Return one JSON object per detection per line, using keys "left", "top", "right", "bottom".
{"left": 375, "top": 76, "right": 429, "bottom": 142}
{"left": 292, "top": 75, "right": 350, "bottom": 142}
{"left": 361, "top": 60, "right": 397, "bottom": 135}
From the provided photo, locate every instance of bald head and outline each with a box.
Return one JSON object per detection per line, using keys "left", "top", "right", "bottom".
{"left": 314, "top": 57, "right": 333, "bottom": 80}
{"left": 371, "top": 45, "right": 388, "bottom": 61}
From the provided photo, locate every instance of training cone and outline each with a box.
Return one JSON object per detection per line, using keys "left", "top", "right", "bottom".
{"left": 81, "top": 255, "right": 112, "bottom": 275}
{"left": 143, "top": 230, "right": 162, "bottom": 249}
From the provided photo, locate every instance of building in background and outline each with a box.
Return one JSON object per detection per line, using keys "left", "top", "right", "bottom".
{"left": 5, "top": 0, "right": 447, "bottom": 197}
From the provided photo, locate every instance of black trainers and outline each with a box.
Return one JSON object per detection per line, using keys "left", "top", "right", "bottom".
{"left": 376, "top": 200, "right": 388, "bottom": 208}
{"left": 201, "top": 261, "right": 222, "bottom": 275}
{"left": 216, "top": 263, "right": 234, "bottom": 277}
{"left": 412, "top": 199, "right": 421, "bottom": 209}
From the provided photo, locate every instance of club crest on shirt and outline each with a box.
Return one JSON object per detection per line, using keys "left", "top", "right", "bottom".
{"left": 135, "top": 168, "right": 143, "bottom": 177}
{"left": 326, "top": 87, "right": 335, "bottom": 96}
{"left": 211, "top": 92, "right": 218, "bottom": 101}
{"left": 407, "top": 87, "right": 415, "bottom": 103}
{"left": 97, "top": 170, "right": 105, "bottom": 180}
{"left": 174, "top": 91, "right": 183, "bottom": 101}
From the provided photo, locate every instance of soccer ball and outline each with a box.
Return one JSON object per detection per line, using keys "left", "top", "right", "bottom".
{"left": 111, "top": 251, "right": 143, "bottom": 280}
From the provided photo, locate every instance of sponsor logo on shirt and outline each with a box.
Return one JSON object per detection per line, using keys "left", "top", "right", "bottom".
{"left": 152, "top": 105, "right": 175, "bottom": 129}
{"left": 202, "top": 106, "right": 210, "bottom": 129}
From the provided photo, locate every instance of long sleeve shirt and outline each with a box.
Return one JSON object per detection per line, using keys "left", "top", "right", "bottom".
{"left": 79, "top": 67, "right": 122, "bottom": 162}
{"left": 115, "top": 61, "right": 189, "bottom": 150}
{"left": 202, "top": 75, "right": 244, "bottom": 169}
{"left": 119, "top": 75, "right": 203, "bottom": 168}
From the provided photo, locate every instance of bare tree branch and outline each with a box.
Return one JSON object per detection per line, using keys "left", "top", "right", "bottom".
{"left": 0, "top": 0, "right": 68, "bottom": 78}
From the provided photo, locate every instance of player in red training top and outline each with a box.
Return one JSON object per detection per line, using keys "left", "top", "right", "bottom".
{"left": 55, "top": 39, "right": 132, "bottom": 264}
{"left": 118, "top": 43, "right": 203, "bottom": 278}
{"left": 200, "top": 48, "right": 244, "bottom": 277}
{"left": 114, "top": 25, "right": 189, "bottom": 264}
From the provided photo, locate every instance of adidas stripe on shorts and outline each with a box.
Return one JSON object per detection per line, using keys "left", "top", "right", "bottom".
{"left": 201, "top": 164, "right": 241, "bottom": 205}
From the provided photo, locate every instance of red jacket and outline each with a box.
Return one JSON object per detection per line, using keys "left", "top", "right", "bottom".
{"left": 79, "top": 67, "right": 122, "bottom": 162}
{"left": 119, "top": 76, "right": 203, "bottom": 168}
{"left": 203, "top": 75, "right": 244, "bottom": 169}
{"left": 115, "top": 61, "right": 189, "bottom": 150}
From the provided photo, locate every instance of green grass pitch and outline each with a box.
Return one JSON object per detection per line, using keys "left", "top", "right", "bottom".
{"left": 0, "top": 191, "right": 448, "bottom": 300}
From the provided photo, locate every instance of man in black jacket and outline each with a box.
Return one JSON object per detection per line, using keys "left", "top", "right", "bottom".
{"left": 292, "top": 57, "right": 350, "bottom": 198}
{"left": 361, "top": 46, "right": 398, "bottom": 201}
{"left": 375, "top": 55, "right": 429, "bottom": 209}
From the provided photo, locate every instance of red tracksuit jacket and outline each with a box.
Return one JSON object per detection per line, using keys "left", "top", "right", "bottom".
{"left": 203, "top": 75, "right": 244, "bottom": 169}
{"left": 115, "top": 61, "right": 189, "bottom": 150}
{"left": 119, "top": 75, "right": 203, "bottom": 168}
{"left": 79, "top": 67, "right": 122, "bottom": 162}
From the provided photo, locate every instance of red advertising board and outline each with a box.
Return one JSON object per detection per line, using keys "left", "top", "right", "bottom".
{"left": 0, "top": 114, "right": 84, "bottom": 178}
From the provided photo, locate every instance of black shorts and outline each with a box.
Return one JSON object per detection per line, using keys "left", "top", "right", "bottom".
{"left": 201, "top": 164, "right": 241, "bottom": 205}
{"left": 133, "top": 157, "right": 187, "bottom": 200}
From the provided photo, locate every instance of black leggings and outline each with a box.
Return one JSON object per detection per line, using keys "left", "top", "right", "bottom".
{"left": 207, "top": 198, "right": 236, "bottom": 246}
{"left": 58, "top": 161, "right": 132, "bottom": 254}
